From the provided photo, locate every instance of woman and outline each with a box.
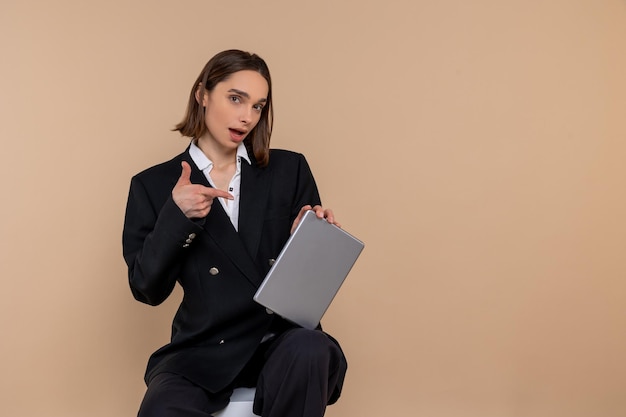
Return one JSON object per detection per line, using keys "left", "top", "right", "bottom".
{"left": 122, "top": 49, "right": 347, "bottom": 417}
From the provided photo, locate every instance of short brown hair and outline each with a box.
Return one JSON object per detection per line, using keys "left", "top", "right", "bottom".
{"left": 174, "top": 50, "right": 274, "bottom": 167}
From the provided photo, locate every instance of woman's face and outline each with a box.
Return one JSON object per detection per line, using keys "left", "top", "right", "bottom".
{"left": 198, "top": 70, "right": 269, "bottom": 151}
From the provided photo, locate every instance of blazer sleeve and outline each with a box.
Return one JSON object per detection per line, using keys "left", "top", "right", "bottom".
{"left": 290, "top": 152, "right": 322, "bottom": 221}
{"left": 122, "top": 174, "right": 204, "bottom": 306}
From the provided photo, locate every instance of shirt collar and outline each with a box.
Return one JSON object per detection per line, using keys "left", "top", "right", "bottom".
{"left": 189, "top": 140, "right": 251, "bottom": 171}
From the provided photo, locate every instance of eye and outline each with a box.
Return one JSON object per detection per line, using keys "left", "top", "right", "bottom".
{"left": 229, "top": 95, "right": 241, "bottom": 103}
{"left": 253, "top": 103, "right": 264, "bottom": 112}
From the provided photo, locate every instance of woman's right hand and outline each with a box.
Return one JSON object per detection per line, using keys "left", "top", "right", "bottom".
{"left": 172, "top": 161, "right": 233, "bottom": 219}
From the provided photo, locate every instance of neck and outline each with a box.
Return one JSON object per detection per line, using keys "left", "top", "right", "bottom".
{"left": 196, "top": 137, "right": 237, "bottom": 167}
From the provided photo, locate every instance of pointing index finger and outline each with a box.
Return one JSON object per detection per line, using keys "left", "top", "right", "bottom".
{"left": 200, "top": 187, "right": 234, "bottom": 200}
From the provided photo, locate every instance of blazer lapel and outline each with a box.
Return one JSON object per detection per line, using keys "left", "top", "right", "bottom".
{"left": 183, "top": 153, "right": 264, "bottom": 287}
{"left": 202, "top": 204, "right": 263, "bottom": 287}
{"left": 237, "top": 160, "right": 271, "bottom": 262}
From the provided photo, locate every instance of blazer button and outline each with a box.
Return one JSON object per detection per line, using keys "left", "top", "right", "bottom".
{"left": 209, "top": 267, "right": 219, "bottom": 276}
{"left": 184, "top": 233, "right": 196, "bottom": 246}
{"left": 268, "top": 258, "right": 276, "bottom": 266}
{"left": 219, "top": 339, "right": 225, "bottom": 344}
{"left": 266, "top": 308, "right": 274, "bottom": 315}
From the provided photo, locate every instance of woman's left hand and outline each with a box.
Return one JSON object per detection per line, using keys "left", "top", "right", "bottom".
{"left": 291, "top": 205, "right": 341, "bottom": 234}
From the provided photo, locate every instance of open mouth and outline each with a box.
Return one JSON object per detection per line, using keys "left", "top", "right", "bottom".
{"left": 229, "top": 128, "right": 247, "bottom": 140}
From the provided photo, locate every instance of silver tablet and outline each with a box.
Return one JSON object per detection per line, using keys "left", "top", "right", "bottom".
{"left": 253, "top": 210, "right": 364, "bottom": 329}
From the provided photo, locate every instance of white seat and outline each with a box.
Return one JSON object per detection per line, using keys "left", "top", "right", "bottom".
{"left": 212, "top": 387, "right": 256, "bottom": 417}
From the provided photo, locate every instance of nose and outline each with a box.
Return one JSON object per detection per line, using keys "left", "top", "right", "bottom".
{"left": 240, "top": 106, "right": 253, "bottom": 124}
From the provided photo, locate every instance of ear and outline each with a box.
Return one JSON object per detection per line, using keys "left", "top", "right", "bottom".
{"left": 195, "top": 84, "right": 208, "bottom": 107}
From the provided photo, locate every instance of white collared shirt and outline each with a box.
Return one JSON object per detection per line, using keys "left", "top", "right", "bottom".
{"left": 188, "top": 141, "right": 251, "bottom": 231}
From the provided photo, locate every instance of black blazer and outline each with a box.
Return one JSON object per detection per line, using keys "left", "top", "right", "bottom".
{"left": 122, "top": 147, "right": 322, "bottom": 393}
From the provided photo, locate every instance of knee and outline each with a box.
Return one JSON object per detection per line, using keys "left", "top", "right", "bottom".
{"left": 137, "top": 372, "right": 227, "bottom": 417}
{"left": 281, "top": 328, "right": 345, "bottom": 365}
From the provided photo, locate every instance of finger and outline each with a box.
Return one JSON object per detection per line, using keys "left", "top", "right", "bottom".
{"left": 194, "top": 195, "right": 213, "bottom": 209}
{"left": 200, "top": 187, "right": 234, "bottom": 200}
{"left": 290, "top": 205, "right": 313, "bottom": 234}
{"left": 298, "top": 205, "right": 314, "bottom": 221}
{"left": 176, "top": 161, "right": 192, "bottom": 186}
{"left": 323, "top": 208, "right": 335, "bottom": 224}
{"left": 312, "top": 205, "right": 325, "bottom": 218}
{"left": 186, "top": 198, "right": 213, "bottom": 218}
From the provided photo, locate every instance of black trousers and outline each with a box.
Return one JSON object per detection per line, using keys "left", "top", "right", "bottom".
{"left": 137, "top": 328, "right": 347, "bottom": 417}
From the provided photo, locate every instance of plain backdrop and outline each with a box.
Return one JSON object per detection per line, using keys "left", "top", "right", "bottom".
{"left": 1, "top": 1, "right": 625, "bottom": 416}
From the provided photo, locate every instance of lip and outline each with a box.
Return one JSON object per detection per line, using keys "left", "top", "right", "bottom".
{"left": 229, "top": 128, "right": 248, "bottom": 142}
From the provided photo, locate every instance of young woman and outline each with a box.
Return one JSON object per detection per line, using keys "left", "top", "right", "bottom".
{"left": 122, "top": 50, "right": 347, "bottom": 417}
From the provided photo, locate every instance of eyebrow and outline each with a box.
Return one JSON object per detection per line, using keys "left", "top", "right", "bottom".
{"left": 228, "top": 88, "right": 267, "bottom": 103}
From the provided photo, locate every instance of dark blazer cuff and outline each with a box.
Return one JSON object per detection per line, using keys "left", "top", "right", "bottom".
{"left": 154, "top": 196, "right": 205, "bottom": 249}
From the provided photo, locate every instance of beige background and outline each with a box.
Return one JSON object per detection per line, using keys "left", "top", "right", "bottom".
{"left": 1, "top": 1, "right": 625, "bottom": 416}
